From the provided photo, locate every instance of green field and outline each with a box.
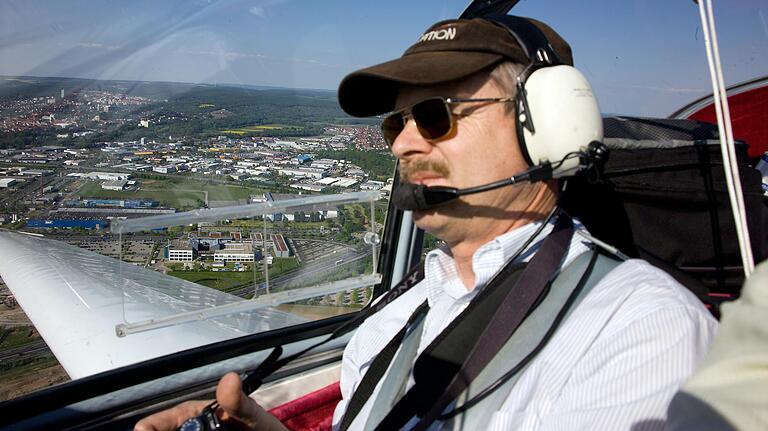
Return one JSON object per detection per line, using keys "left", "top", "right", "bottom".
{"left": 221, "top": 124, "right": 298, "bottom": 135}
{"left": 276, "top": 304, "right": 356, "bottom": 320}
{"left": 271, "top": 257, "right": 300, "bottom": 276}
{"left": 0, "top": 356, "right": 60, "bottom": 378}
{"left": 168, "top": 257, "right": 300, "bottom": 293}
{"left": 169, "top": 271, "right": 256, "bottom": 292}
{"left": 0, "top": 326, "right": 37, "bottom": 350}
{"left": 75, "top": 179, "right": 267, "bottom": 209}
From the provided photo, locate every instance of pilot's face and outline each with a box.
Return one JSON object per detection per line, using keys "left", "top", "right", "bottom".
{"left": 390, "top": 70, "right": 550, "bottom": 244}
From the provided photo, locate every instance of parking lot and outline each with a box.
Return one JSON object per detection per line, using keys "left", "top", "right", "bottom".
{"left": 291, "top": 239, "right": 355, "bottom": 265}
{"left": 63, "top": 238, "right": 157, "bottom": 265}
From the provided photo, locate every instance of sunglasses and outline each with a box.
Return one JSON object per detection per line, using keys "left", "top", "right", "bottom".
{"left": 380, "top": 96, "right": 514, "bottom": 147}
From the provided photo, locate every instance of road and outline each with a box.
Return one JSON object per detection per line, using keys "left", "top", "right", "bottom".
{"left": 229, "top": 248, "right": 371, "bottom": 298}
{"left": 0, "top": 340, "right": 52, "bottom": 363}
{"left": 47, "top": 233, "right": 167, "bottom": 242}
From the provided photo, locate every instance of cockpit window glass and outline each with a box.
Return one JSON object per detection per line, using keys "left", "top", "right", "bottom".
{"left": 0, "top": 0, "right": 407, "bottom": 400}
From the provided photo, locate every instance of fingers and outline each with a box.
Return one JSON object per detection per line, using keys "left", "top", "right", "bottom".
{"left": 216, "top": 372, "right": 287, "bottom": 431}
{"left": 216, "top": 372, "right": 263, "bottom": 428}
{"left": 135, "top": 372, "right": 286, "bottom": 431}
{"left": 134, "top": 399, "right": 211, "bottom": 431}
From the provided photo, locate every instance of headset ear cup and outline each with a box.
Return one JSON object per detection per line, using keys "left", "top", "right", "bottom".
{"left": 515, "top": 88, "right": 534, "bottom": 167}
{"left": 521, "top": 65, "right": 603, "bottom": 177}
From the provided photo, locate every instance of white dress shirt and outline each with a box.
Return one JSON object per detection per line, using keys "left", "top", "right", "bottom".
{"left": 333, "top": 220, "right": 718, "bottom": 430}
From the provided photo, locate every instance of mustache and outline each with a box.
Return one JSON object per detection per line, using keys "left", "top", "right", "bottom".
{"left": 399, "top": 159, "right": 450, "bottom": 183}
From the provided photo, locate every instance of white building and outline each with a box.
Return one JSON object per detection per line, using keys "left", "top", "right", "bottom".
{"left": 346, "top": 168, "right": 367, "bottom": 178}
{"left": 278, "top": 167, "right": 326, "bottom": 179}
{"left": 18, "top": 169, "right": 50, "bottom": 177}
{"left": 153, "top": 165, "right": 177, "bottom": 174}
{"left": 270, "top": 140, "right": 300, "bottom": 149}
{"left": 214, "top": 242, "right": 255, "bottom": 263}
{"left": 315, "top": 177, "right": 340, "bottom": 186}
{"left": 0, "top": 178, "right": 17, "bottom": 188}
{"left": 311, "top": 159, "right": 339, "bottom": 170}
{"left": 167, "top": 240, "right": 194, "bottom": 262}
{"left": 168, "top": 249, "right": 193, "bottom": 261}
{"left": 360, "top": 180, "right": 385, "bottom": 190}
{"left": 334, "top": 178, "right": 359, "bottom": 188}
{"left": 86, "top": 172, "right": 130, "bottom": 181}
{"left": 102, "top": 180, "right": 128, "bottom": 191}
{"left": 290, "top": 184, "right": 324, "bottom": 192}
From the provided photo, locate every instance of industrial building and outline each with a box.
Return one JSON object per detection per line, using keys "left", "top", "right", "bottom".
{"left": 163, "top": 230, "right": 286, "bottom": 263}
{"left": 27, "top": 219, "right": 107, "bottom": 229}
{"left": 290, "top": 154, "right": 312, "bottom": 165}
{"left": 18, "top": 169, "right": 51, "bottom": 177}
{"left": 0, "top": 178, "right": 18, "bottom": 188}
{"left": 214, "top": 242, "right": 255, "bottom": 263}
{"left": 278, "top": 167, "right": 326, "bottom": 179}
{"left": 272, "top": 234, "right": 291, "bottom": 258}
{"left": 102, "top": 180, "right": 128, "bottom": 191}
{"left": 63, "top": 199, "right": 158, "bottom": 208}
{"left": 153, "top": 165, "right": 177, "bottom": 174}
{"left": 84, "top": 172, "right": 130, "bottom": 181}
{"left": 360, "top": 180, "right": 385, "bottom": 190}
{"left": 313, "top": 177, "right": 359, "bottom": 188}
{"left": 166, "top": 239, "right": 195, "bottom": 262}
{"left": 290, "top": 183, "right": 325, "bottom": 192}
{"left": 310, "top": 159, "right": 338, "bottom": 170}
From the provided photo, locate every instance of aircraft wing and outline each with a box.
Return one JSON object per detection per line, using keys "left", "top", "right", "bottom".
{"left": 0, "top": 231, "right": 307, "bottom": 379}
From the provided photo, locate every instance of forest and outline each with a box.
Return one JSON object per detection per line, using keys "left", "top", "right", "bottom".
{"left": 314, "top": 149, "right": 395, "bottom": 180}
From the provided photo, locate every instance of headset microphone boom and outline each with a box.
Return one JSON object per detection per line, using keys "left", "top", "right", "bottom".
{"left": 391, "top": 141, "right": 608, "bottom": 211}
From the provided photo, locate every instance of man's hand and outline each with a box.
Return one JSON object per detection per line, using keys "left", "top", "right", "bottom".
{"left": 134, "top": 372, "right": 288, "bottom": 431}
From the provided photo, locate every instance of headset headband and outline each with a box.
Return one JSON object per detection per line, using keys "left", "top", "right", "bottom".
{"left": 485, "top": 15, "right": 563, "bottom": 67}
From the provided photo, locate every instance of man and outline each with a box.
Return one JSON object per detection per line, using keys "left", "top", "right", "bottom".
{"left": 136, "top": 17, "right": 716, "bottom": 431}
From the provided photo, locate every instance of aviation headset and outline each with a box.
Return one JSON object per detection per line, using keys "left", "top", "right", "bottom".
{"left": 486, "top": 15, "right": 603, "bottom": 178}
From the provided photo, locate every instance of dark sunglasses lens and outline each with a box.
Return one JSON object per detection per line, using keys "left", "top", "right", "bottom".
{"left": 381, "top": 114, "right": 405, "bottom": 146}
{"left": 412, "top": 98, "right": 451, "bottom": 140}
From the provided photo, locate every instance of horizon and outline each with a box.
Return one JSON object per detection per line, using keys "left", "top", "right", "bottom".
{"left": 1, "top": 0, "right": 766, "bottom": 116}
{"left": 0, "top": 73, "right": 337, "bottom": 94}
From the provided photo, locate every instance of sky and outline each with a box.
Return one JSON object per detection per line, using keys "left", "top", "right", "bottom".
{"left": 0, "top": 0, "right": 766, "bottom": 116}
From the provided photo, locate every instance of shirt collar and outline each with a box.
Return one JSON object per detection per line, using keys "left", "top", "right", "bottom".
{"left": 423, "top": 220, "right": 555, "bottom": 307}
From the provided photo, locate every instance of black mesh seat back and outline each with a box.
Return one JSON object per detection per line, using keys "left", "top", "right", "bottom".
{"left": 561, "top": 117, "right": 768, "bottom": 296}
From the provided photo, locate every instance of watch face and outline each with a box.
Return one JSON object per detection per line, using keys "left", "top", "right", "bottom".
{"left": 179, "top": 418, "right": 204, "bottom": 431}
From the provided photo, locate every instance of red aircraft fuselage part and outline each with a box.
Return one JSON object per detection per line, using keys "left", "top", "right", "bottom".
{"left": 684, "top": 82, "right": 768, "bottom": 158}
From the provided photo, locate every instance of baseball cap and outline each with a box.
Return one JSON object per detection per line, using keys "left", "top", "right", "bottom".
{"left": 337, "top": 17, "right": 572, "bottom": 117}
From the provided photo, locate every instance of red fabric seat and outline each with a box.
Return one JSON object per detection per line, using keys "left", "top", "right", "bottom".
{"left": 268, "top": 381, "right": 342, "bottom": 431}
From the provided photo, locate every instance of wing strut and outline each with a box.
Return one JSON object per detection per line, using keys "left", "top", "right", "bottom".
{"left": 460, "top": 0, "right": 521, "bottom": 19}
